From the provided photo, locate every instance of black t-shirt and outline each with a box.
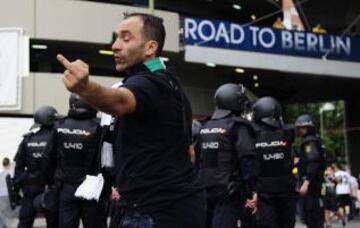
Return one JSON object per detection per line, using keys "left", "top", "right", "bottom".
{"left": 114, "top": 65, "right": 198, "bottom": 212}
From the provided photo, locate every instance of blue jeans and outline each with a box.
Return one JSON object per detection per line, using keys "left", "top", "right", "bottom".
{"left": 120, "top": 212, "right": 154, "bottom": 228}
{"left": 117, "top": 191, "right": 206, "bottom": 228}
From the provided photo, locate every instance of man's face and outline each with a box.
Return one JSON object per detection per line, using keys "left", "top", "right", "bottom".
{"left": 297, "top": 127, "right": 307, "bottom": 137}
{"left": 112, "top": 16, "right": 147, "bottom": 72}
{"left": 325, "top": 167, "right": 334, "bottom": 175}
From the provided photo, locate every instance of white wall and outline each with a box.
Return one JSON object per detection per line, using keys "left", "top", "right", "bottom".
{"left": 0, "top": 0, "right": 35, "bottom": 36}
{"left": 36, "top": 0, "right": 179, "bottom": 52}
{"left": 185, "top": 45, "right": 360, "bottom": 79}
{"left": 0, "top": 0, "right": 180, "bottom": 52}
{"left": 0, "top": 73, "right": 122, "bottom": 115}
{"left": 0, "top": 117, "right": 33, "bottom": 163}
{"left": 33, "top": 73, "right": 122, "bottom": 115}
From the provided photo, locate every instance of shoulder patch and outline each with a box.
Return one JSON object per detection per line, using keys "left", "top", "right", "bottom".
{"left": 305, "top": 144, "right": 313, "bottom": 153}
{"left": 233, "top": 117, "right": 257, "bottom": 137}
{"left": 22, "top": 132, "right": 33, "bottom": 138}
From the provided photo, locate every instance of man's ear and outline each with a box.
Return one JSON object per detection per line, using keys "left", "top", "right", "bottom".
{"left": 145, "top": 40, "right": 158, "bottom": 57}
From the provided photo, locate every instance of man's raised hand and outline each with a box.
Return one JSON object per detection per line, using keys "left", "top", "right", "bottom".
{"left": 57, "top": 54, "right": 90, "bottom": 94}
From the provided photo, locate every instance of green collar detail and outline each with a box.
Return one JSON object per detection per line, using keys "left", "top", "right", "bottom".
{"left": 144, "top": 57, "right": 165, "bottom": 72}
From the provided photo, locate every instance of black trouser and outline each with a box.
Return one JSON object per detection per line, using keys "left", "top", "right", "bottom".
{"left": 205, "top": 188, "right": 248, "bottom": 228}
{"left": 18, "top": 185, "right": 58, "bottom": 228}
{"left": 303, "top": 193, "right": 323, "bottom": 228}
{"left": 116, "top": 190, "right": 206, "bottom": 228}
{"left": 256, "top": 193, "right": 296, "bottom": 228}
{"left": 109, "top": 201, "right": 123, "bottom": 228}
{"left": 59, "top": 183, "right": 105, "bottom": 228}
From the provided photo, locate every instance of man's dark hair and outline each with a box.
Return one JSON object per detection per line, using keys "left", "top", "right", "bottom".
{"left": 2, "top": 157, "right": 10, "bottom": 167}
{"left": 124, "top": 12, "right": 166, "bottom": 57}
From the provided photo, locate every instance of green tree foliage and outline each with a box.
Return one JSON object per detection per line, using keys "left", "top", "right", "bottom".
{"left": 285, "top": 101, "right": 345, "bottom": 164}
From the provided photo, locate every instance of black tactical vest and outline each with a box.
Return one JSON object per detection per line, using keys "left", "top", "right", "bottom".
{"left": 255, "top": 127, "right": 293, "bottom": 193}
{"left": 197, "top": 116, "right": 238, "bottom": 189}
{"left": 23, "top": 128, "right": 52, "bottom": 185}
{"left": 299, "top": 135, "right": 324, "bottom": 179}
{"left": 54, "top": 117, "right": 100, "bottom": 184}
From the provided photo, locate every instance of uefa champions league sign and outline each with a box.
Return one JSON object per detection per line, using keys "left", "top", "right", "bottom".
{"left": 184, "top": 17, "right": 360, "bottom": 62}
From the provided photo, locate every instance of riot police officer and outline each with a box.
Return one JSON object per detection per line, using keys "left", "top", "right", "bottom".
{"left": 43, "top": 93, "right": 103, "bottom": 228}
{"left": 295, "top": 114, "right": 325, "bottom": 228}
{"left": 251, "top": 97, "right": 296, "bottom": 228}
{"left": 195, "top": 83, "right": 258, "bottom": 228}
{"left": 14, "top": 105, "right": 58, "bottom": 228}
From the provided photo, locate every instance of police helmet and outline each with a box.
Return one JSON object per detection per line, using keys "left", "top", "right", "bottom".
{"left": 214, "top": 83, "right": 246, "bottom": 113}
{"left": 252, "top": 96, "right": 283, "bottom": 128}
{"left": 34, "top": 106, "right": 58, "bottom": 127}
{"left": 69, "top": 93, "right": 97, "bottom": 116}
{"left": 295, "top": 114, "right": 315, "bottom": 128}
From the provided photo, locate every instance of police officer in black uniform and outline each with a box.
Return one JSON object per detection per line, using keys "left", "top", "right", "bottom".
{"left": 14, "top": 106, "right": 59, "bottom": 228}
{"left": 295, "top": 114, "right": 325, "bottom": 228}
{"left": 43, "top": 93, "right": 103, "bottom": 228}
{"left": 195, "top": 83, "right": 258, "bottom": 228}
{"left": 251, "top": 97, "right": 296, "bottom": 228}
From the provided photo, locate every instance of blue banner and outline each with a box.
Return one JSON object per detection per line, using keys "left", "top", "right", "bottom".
{"left": 183, "top": 17, "right": 360, "bottom": 62}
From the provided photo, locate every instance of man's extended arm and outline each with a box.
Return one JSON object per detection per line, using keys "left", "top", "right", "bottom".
{"left": 57, "top": 54, "right": 135, "bottom": 115}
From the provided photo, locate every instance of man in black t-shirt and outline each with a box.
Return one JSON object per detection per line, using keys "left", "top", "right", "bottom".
{"left": 57, "top": 13, "right": 205, "bottom": 228}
